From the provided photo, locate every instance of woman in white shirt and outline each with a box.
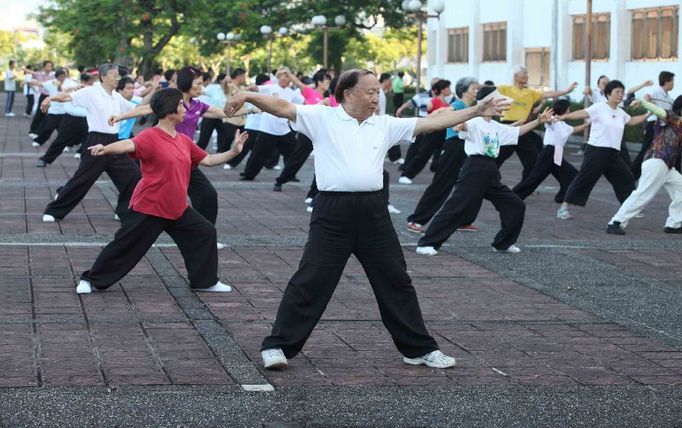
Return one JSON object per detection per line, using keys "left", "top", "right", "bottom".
{"left": 557, "top": 80, "right": 651, "bottom": 220}
{"left": 225, "top": 69, "right": 506, "bottom": 371}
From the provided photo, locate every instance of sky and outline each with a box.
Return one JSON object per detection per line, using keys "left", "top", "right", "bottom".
{"left": 0, "top": 0, "right": 46, "bottom": 30}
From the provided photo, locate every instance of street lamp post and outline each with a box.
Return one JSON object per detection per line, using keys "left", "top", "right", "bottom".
{"left": 312, "top": 15, "right": 346, "bottom": 69}
{"left": 260, "top": 25, "right": 288, "bottom": 73}
{"left": 216, "top": 31, "right": 241, "bottom": 76}
{"left": 401, "top": 0, "right": 445, "bottom": 92}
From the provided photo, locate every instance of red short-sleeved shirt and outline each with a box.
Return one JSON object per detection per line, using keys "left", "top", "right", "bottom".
{"left": 129, "top": 127, "right": 208, "bottom": 220}
{"left": 429, "top": 97, "right": 449, "bottom": 113}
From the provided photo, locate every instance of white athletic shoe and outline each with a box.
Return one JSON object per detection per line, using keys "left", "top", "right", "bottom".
{"left": 217, "top": 242, "right": 226, "bottom": 250}
{"left": 5, "top": 112, "right": 15, "bottom": 117}
{"left": 273, "top": 165, "right": 282, "bottom": 170}
{"left": 62, "top": 147, "right": 70, "bottom": 153}
{"left": 74, "top": 153, "right": 81, "bottom": 160}
{"left": 28, "top": 132, "right": 38, "bottom": 139}
{"left": 196, "top": 281, "right": 232, "bottom": 292}
{"left": 31, "top": 141, "right": 39, "bottom": 147}
{"left": 398, "top": 176, "right": 412, "bottom": 185}
{"left": 393, "top": 158, "right": 405, "bottom": 165}
{"left": 493, "top": 244, "right": 521, "bottom": 254}
{"left": 42, "top": 214, "right": 55, "bottom": 223}
{"left": 556, "top": 207, "right": 573, "bottom": 220}
{"left": 262, "top": 348, "right": 288, "bottom": 370}
{"left": 113, "top": 214, "right": 120, "bottom": 221}
{"left": 306, "top": 206, "right": 313, "bottom": 213}
{"left": 76, "top": 280, "right": 92, "bottom": 294}
{"left": 304, "top": 197, "right": 313, "bottom": 205}
{"left": 403, "top": 350, "right": 456, "bottom": 369}
{"left": 387, "top": 204, "right": 401, "bottom": 214}
{"left": 416, "top": 246, "right": 438, "bottom": 256}
{"left": 223, "top": 164, "right": 231, "bottom": 170}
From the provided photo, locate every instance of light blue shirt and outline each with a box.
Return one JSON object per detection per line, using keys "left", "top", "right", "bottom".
{"left": 118, "top": 96, "right": 142, "bottom": 139}
{"left": 445, "top": 99, "right": 468, "bottom": 140}
{"left": 202, "top": 83, "right": 226, "bottom": 108}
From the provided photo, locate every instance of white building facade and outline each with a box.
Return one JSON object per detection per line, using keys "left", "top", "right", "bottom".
{"left": 426, "top": 0, "right": 681, "bottom": 97}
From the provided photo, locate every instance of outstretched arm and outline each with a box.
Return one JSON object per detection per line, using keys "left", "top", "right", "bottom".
{"left": 571, "top": 122, "right": 591, "bottom": 134}
{"left": 413, "top": 98, "right": 510, "bottom": 136}
{"left": 517, "top": 108, "right": 553, "bottom": 136}
{"left": 89, "top": 139, "right": 136, "bottom": 156}
{"left": 111, "top": 104, "right": 153, "bottom": 125}
{"left": 40, "top": 92, "right": 72, "bottom": 112}
{"left": 200, "top": 129, "right": 249, "bottom": 166}
{"left": 224, "top": 92, "right": 296, "bottom": 122}
{"left": 543, "top": 82, "right": 578, "bottom": 99}
{"left": 627, "top": 112, "right": 651, "bottom": 127}
{"left": 557, "top": 109, "right": 590, "bottom": 121}
{"left": 395, "top": 100, "right": 413, "bottom": 117}
{"left": 626, "top": 80, "right": 654, "bottom": 95}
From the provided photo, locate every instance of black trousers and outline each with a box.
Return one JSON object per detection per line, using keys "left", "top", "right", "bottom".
{"left": 564, "top": 145, "right": 636, "bottom": 207}
{"left": 408, "top": 137, "right": 470, "bottom": 225}
{"left": 630, "top": 121, "right": 656, "bottom": 179}
{"left": 276, "top": 133, "right": 312, "bottom": 185}
{"left": 261, "top": 191, "right": 439, "bottom": 358}
{"left": 25, "top": 93, "right": 34, "bottom": 116}
{"left": 496, "top": 128, "right": 542, "bottom": 179}
{"left": 401, "top": 130, "right": 445, "bottom": 179}
{"left": 393, "top": 93, "right": 404, "bottom": 114}
{"left": 196, "top": 117, "right": 226, "bottom": 151}
{"left": 387, "top": 145, "right": 402, "bottom": 162}
{"left": 219, "top": 122, "right": 243, "bottom": 154}
{"left": 242, "top": 131, "right": 296, "bottom": 179}
{"left": 307, "top": 176, "right": 319, "bottom": 200}
{"left": 81, "top": 208, "right": 217, "bottom": 290}
{"left": 29, "top": 94, "right": 48, "bottom": 134}
{"left": 33, "top": 113, "right": 64, "bottom": 145}
{"left": 44, "top": 132, "right": 141, "bottom": 220}
{"left": 41, "top": 114, "right": 88, "bottom": 164}
{"left": 229, "top": 129, "right": 258, "bottom": 167}
{"left": 418, "top": 156, "right": 525, "bottom": 251}
{"left": 188, "top": 168, "right": 218, "bottom": 225}
{"left": 512, "top": 145, "right": 579, "bottom": 203}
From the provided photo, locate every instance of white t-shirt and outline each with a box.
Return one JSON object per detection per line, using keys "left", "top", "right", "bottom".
{"left": 543, "top": 121, "right": 574, "bottom": 147}
{"left": 23, "top": 74, "right": 32, "bottom": 95}
{"left": 293, "top": 104, "right": 417, "bottom": 191}
{"left": 4, "top": 69, "right": 16, "bottom": 92}
{"left": 70, "top": 84, "right": 136, "bottom": 134}
{"left": 257, "top": 84, "right": 304, "bottom": 135}
{"left": 586, "top": 102, "right": 631, "bottom": 150}
{"left": 411, "top": 92, "right": 431, "bottom": 118}
{"left": 589, "top": 88, "right": 607, "bottom": 104}
{"left": 379, "top": 88, "right": 387, "bottom": 115}
{"left": 43, "top": 81, "right": 65, "bottom": 115}
{"left": 460, "top": 117, "right": 520, "bottom": 158}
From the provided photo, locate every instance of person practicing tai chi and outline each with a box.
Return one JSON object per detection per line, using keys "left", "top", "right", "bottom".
{"left": 606, "top": 96, "right": 682, "bottom": 235}
{"left": 556, "top": 80, "right": 651, "bottom": 220}
{"left": 415, "top": 85, "right": 554, "bottom": 257}
{"left": 76, "top": 88, "right": 247, "bottom": 295}
{"left": 224, "top": 69, "right": 507, "bottom": 370}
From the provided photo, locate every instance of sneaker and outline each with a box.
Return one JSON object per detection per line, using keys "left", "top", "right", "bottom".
{"left": 493, "top": 244, "right": 521, "bottom": 253}
{"left": 416, "top": 246, "right": 438, "bottom": 256}
{"left": 5, "top": 112, "right": 15, "bottom": 117}
{"left": 664, "top": 226, "right": 682, "bottom": 234}
{"left": 306, "top": 206, "right": 313, "bottom": 213}
{"left": 76, "top": 280, "right": 92, "bottom": 294}
{"left": 35, "top": 159, "right": 47, "bottom": 168}
{"left": 557, "top": 207, "right": 573, "bottom": 220}
{"left": 31, "top": 141, "right": 40, "bottom": 147}
{"left": 393, "top": 158, "right": 405, "bottom": 165}
{"left": 196, "top": 281, "right": 232, "bottom": 292}
{"left": 273, "top": 165, "right": 282, "bottom": 170}
{"left": 217, "top": 242, "right": 226, "bottom": 250}
{"left": 290, "top": 177, "right": 300, "bottom": 183}
{"left": 239, "top": 176, "right": 254, "bottom": 181}
{"left": 74, "top": 153, "right": 81, "bottom": 160}
{"left": 223, "top": 164, "right": 231, "bottom": 170}
{"left": 407, "top": 222, "right": 425, "bottom": 234}
{"left": 273, "top": 183, "right": 282, "bottom": 192}
{"left": 28, "top": 132, "right": 38, "bottom": 139}
{"left": 387, "top": 204, "right": 401, "bottom": 214}
{"left": 304, "top": 197, "right": 313, "bottom": 205}
{"left": 398, "top": 176, "right": 413, "bottom": 185}
{"left": 42, "top": 214, "right": 56, "bottom": 223}
{"left": 457, "top": 224, "right": 479, "bottom": 232}
{"left": 62, "top": 147, "right": 70, "bottom": 153}
{"left": 606, "top": 222, "right": 625, "bottom": 235}
{"left": 261, "top": 348, "right": 288, "bottom": 370}
{"left": 403, "top": 350, "right": 455, "bottom": 369}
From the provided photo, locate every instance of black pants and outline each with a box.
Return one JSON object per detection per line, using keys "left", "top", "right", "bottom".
{"left": 387, "top": 145, "right": 402, "bottom": 162}
{"left": 25, "top": 93, "right": 34, "bottom": 116}
{"left": 229, "top": 129, "right": 258, "bottom": 167}
{"left": 418, "top": 156, "right": 525, "bottom": 251}
{"left": 564, "top": 145, "right": 636, "bottom": 207}
{"left": 41, "top": 114, "right": 88, "bottom": 164}
{"left": 400, "top": 133, "right": 424, "bottom": 171}
{"left": 307, "top": 176, "right": 319, "bottom": 200}
{"left": 242, "top": 131, "right": 296, "bottom": 180}
{"left": 276, "top": 133, "right": 312, "bottom": 185}
{"left": 44, "top": 132, "right": 141, "bottom": 220}
{"left": 196, "top": 117, "right": 225, "bottom": 150}
{"left": 188, "top": 168, "right": 218, "bottom": 225}
{"left": 630, "top": 121, "right": 656, "bottom": 179}
{"left": 29, "top": 94, "right": 48, "bottom": 134}
{"left": 81, "top": 208, "right": 217, "bottom": 290}
{"left": 261, "top": 191, "right": 439, "bottom": 359}
{"left": 401, "top": 130, "right": 445, "bottom": 179}
{"left": 33, "top": 113, "right": 63, "bottom": 145}
{"left": 219, "top": 122, "right": 243, "bottom": 154}
{"left": 512, "top": 145, "right": 579, "bottom": 203}
{"left": 408, "top": 137, "right": 470, "bottom": 225}
{"left": 496, "top": 128, "right": 542, "bottom": 179}
{"left": 393, "top": 93, "right": 404, "bottom": 114}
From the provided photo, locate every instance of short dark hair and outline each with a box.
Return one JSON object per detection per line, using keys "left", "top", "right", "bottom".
{"left": 176, "top": 66, "right": 202, "bottom": 92}
{"left": 604, "top": 80, "right": 624, "bottom": 96}
{"left": 476, "top": 85, "right": 496, "bottom": 101}
{"left": 334, "top": 69, "right": 376, "bottom": 103}
{"left": 552, "top": 99, "right": 571, "bottom": 116}
{"left": 42, "top": 60, "right": 53, "bottom": 68}
{"left": 431, "top": 79, "right": 451, "bottom": 95}
{"left": 312, "top": 69, "right": 331, "bottom": 87}
{"left": 201, "top": 71, "right": 213, "bottom": 83}
{"left": 659, "top": 71, "right": 675, "bottom": 86}
{"left": 255, "top": 73, "right": 269, "bottom": 85}
{"left": 150, "top": 88, "right": 183, "bottom": 119}
{"left": 379, "top": 73, "right": 391, "bottom": 83}
{"left": 54, "top": 68, "right": 67, "bottom": 79}
{"left": 230, "top": 68, "right": 246, "bottom": 80}
{"left": 397, "top": 71, "right": 404, "bottom": 78}
{"left": 80, "top": 73, "right": 94, "bottom": 84}
{"left": 673, "top": 95, "right": 682, "bottom": 116}
{"left": 483, "top": 80, "right": 495, "bottom": 86}
{"left": 597, "top": 75, "right": 609, "bottom": 86}
{"left": 163, "top": 69, "right": 176, "bottom": 81}
{"left": 25, "top": 64, "right": 33, "bottom": 70}
{"left": 118, "top": 65, "right": 130, "bottom": 78}
{"left": 9, "top": 60, "right": 15, "bottom": 66}
{"left": 216, "top": 73, "right": 226, "bottom": 83}
{"left": 116, "top": 76, "right": 135, "bottom": 91}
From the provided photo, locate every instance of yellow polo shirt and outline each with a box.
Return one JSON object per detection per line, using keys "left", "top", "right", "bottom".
{"left": 497, "top": 85, "right": 543, "bottom": 122}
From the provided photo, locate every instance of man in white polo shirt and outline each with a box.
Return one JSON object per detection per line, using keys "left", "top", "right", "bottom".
{"left": 225, "top": 68, "right": 507, "bottom": 371}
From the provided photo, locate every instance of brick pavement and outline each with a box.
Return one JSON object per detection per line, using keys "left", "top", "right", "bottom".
{"left": 1, "top": 101, "right": 681, "bottom": 394}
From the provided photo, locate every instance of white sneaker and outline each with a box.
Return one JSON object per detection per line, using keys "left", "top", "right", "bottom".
{"left": 416, "top": 246, "right": 438, "bottom": 256}
{"left": 306, "top": 206, "right": 313, "bottom": 213}
{"left": 5, "top": 112, "right": 15, "bottom": 117}
{"left": 223, "top": 164, "right": 231, "bottom": 170}
{"left": 217, "top": 242, "right": 226, "bottom": 250}
{"left": 74, "top": 153, "right": 81, "bottom": 160}
{"left": 262, "top": 348, "right": 288, "bottom": 370}
{"left": 304, "top": 197, "right": 313, "bottom": 205}
{"left": 28, "top": 132, "right": 38, "bottom": 139}
{"left": 196, "top": 281, "right": 232, "bottom": 292}
{"left": 387, "top": 204, "right": 401, "bottom": 214}
{"left": 493, "top": 244, "right": 521, "bottom": 254}
{"left": 273, "top": 165, "right": 282, "bottom": 170}
{"left": 557, "top": 207, "right": 573, "bottom": 220}
{"left": 54, "top": 192, "right": 59, "bottom": 200}
{"left": 403, "top": 350, "right": 456, "bottom": 369}
{"left": 31, "top": 141, "right": 39, "bottom": 147}
{"left": 394, "top": 158, "right": 405, "bottom": 165}
{"left": 76, "top": 280, "right": 92, "bottom": 294}
{"left": 398, "top": 176, "right": 412, "bottom": 184}
{"left": 42, "top": 214, "right": 55, "bottom": 223}
{"left": 62, "top": 147, "right": 70, "bottom": 153}
{"left": 113, "top": 214, "right": 120, "bottom": 221}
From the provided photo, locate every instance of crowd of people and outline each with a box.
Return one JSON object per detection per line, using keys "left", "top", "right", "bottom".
{"left": 4, "top": 56, "right": 682, "bottom": 371}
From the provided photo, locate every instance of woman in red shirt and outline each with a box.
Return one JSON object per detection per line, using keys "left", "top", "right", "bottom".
{"left": 76, "top": 88, "right": 248, "bottom": 294}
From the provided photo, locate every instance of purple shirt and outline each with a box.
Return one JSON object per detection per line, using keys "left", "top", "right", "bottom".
{"left": 176, "top": 98, "right": 210, "bottom": 138}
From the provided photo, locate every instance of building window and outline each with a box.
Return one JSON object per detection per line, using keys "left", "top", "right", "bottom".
{"left": 482, "top": 22, "right": 506, "bottom": 62}
{"left": 447, "top": 27, "right": 468, "bottom": 63}
{"left": 525, "top": 48, "right": 550, "bottom": 89}
{"left": 631, "top": 7, "right": 679, "bottom": 60}
{"left": 572, "top": 13, "right": 610, "bottom": 60}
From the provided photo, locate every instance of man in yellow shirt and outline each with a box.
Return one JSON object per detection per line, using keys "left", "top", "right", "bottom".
{"left": 497, "top": 66, "right": 577, "bottom": 180}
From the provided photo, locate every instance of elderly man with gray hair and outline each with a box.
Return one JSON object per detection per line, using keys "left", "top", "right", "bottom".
{"left": 496, "top": 65, "right": 577, "bottom": 180}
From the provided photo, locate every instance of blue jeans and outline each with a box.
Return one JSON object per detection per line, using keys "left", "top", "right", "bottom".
{"left": 4, "top": 91, "right": 14, "bottom": 114}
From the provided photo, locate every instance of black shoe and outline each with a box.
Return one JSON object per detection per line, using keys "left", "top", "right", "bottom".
{"left": 239, "top": 176, "right": 254, "bottom": 181}
{"left": 290, "top": 177, "right": 300, "bottom": 183}
{"left": 36, "top": 159, "right": 47, "bottom": 168}
{"left": 606, "top": 222, "right": 625, "bottom": 235}
{"left": 664, "top": 226, "right": 682, "bottom": 234}
{"left": 273, "top": 183, "right": 282, "bottom": 192}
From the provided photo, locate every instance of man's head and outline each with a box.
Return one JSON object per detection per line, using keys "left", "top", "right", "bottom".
{"left": 54, "top": 68, "right": 68, "bottom": 82}
{"left": 552, "top": 99, "right": 571, "bottom": 116}
{"left": 98, "top": 63, "right": 120, "bottom": 88}
{"left": 80, "top": 73, "right": 95, "bottom": 87}
{"left": 116, "top": 76, "right": 136, "bottom": 100}
{"left": 512, "top": 65, "right": 528, "bottom": 85}
{"left": 8, "top": 60, "right": 15, "bottom": 68}
{"left": 597, "top": 75, "right": 609, "bottom": 91}
{"left": 255, "top": 73, "right": 270, "bottom": 86}
{"left": 335, "top": 69, "right": 379, "bottom": 117}
{"left": 150, "top": 88, "right": 185, "bottom": 122}
{"left": 397, "top": 71, "right": 404, "bottom": 79}
{"left": 276, "top": 67, "right": 292, "bottom": 87}
{"left": 176, "top": 66, "right": 203, "bottom": 97}
{"left": 230, "top": 68, "right": 247, "bottom": 85}
{"left": 163, "top": 69, "right": 177, "bottom": 83}
{"left": 455, "top": 77, "right": 479, "bottom": 100}
{"left": 660, "top": 71, "right": 675, "bottom": 91}
{"left": 379, "top": 73, "right": 392, "bottom": 92}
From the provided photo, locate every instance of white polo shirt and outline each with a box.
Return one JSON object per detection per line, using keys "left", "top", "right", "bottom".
{"left": 70, "top": 84, "right": 136, "bottom": 134}
{"left": 294, "top": 105, "right": 417, "bottom": 191}
{"left": 543, "top": 121, "right": 574, "bottom": 147}
{"left": 258, "top": 84, "right": 304, "bottom": 136}
{"left": 379, "top": 88, "right": 387, "bottom": 115}
{"left": 585, "top": 102, "right": 631, "bottom": 150}
{"left": 459, "top": 117, "right": 519, "bottom": 158}
{"left": 43, "top": 81, "right": 66, "bottom": 115}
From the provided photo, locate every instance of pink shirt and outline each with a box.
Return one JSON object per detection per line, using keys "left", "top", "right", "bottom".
{"left": 301, "top": 86, "right": 324, "bottom": 105}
